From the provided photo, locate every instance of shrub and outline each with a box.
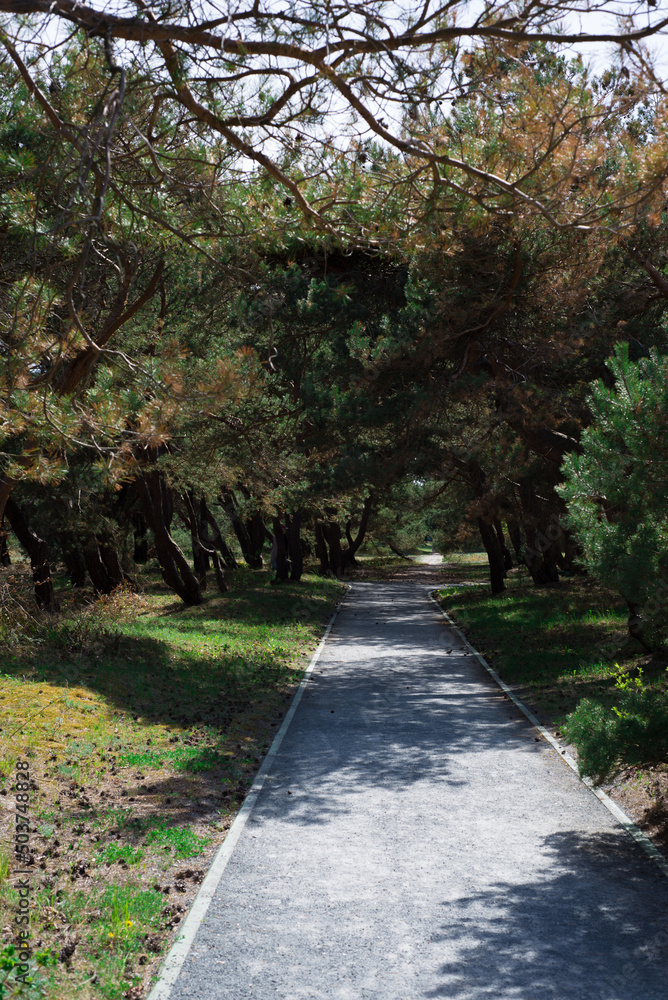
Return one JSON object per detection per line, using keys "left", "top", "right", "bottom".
{"left": 564, "top": 666, "right": 668, "bottom": 783}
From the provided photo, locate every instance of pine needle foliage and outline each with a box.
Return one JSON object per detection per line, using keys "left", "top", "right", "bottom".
{"left": 558, "top": 342, "right": 668, "bottom": 607}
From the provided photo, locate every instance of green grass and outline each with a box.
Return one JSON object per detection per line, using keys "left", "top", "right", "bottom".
{"left": 59, "top": 885, "right": 166, "bottom": 1000}
{"left": 96, "top": 842, "right": 145, "bottom": 866}
{"left": 443, "top": 550, "right": 488, "bottom": 565}
{"left": 437, "top": 571, "right": 668, "bottom": 783}
{"left": 144, "top": 823, "right": 210, "bottom": 858}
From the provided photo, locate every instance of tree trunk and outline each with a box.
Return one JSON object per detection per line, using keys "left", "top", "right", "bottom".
{"left": 59, "top": 535, "right": 87, "bottom": 588}
{"left": 219, "top": 490, "right": 263, "bottom": 568}
{"left": 388, "top": 543, "right": 411, "bottom": 560}
{"left": 286, "top": 511, "right": 303, "bottom": 581}
{"left": 196, "top": 498, "right": 210, "bottom": 573}
{"left": 558, "top": 529, "right": 584, "bottom": 574}
{"left": 272, "top": 516, "right": 290, "bottom": 582}
{"left": 161, "top": 476, "right": 173, "bottom": 530}
{"left": 506, "top": 519, "right": 523, "bottom": 562}
{"left": 247, "top": 512, "right": 269, "bottom": 566}
{"left": 138, "top": 473, "right": 203, "bottom": 605}
{"left": 84, "top": 540, "right": 114, "bottom": 594}
{"left": 99, "top": 534, "right": 131, "bottom": 589}
{"left": 132, "top": 512, "right": 149, "bottom": 563}
{"left": 5, "top": 498, "right": 58, "bottom": 611}
{"left": 203, "top": 504, "right": 237, "bottom": 570}
{"left": 314, "top": 520, "right": 329, "bottom": 575}
{"left": 0, "top": 522, "right": 11, "bottom": 567}
{"left": 325, "top": 521, "right": 344, "bottom": 578}
{"left": 628, "top": 602, "right": 651, "bottom": 650}
{"left": 493, "top": 517, "right": 513, "bottom": 570}
{"left": 477, "top": 517, "right": 506, "bottom": 595}
{"left": 523, "top": 529, "right": 560, "bottom": 584}
{"left": 342, "top": 495, "right": 373, "bottom": 568}
{"left": 182, "top": 494, "right": 229, "bottom": 594}
{"left": 517, "top": 480, "right": 560, "bottom": 585}
{"left": 183, "top": 493, "right": 208, "bottom": 590}
{"left": 210, "top": 551, "right": 228, "bottom": 593}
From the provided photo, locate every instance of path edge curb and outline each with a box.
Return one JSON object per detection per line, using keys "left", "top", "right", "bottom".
{"left": 146, "top": 592, "right": 348, "bottom": 1000}
{"left": 428, "top": 588, "right": 668, "bottom": 879}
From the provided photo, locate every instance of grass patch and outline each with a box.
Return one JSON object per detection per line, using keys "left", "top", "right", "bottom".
{"left": 143, "top": 824, "right": 210, "bottom": 859}
{"left": 0, "top": 562, "right": 345, "bottom": 999}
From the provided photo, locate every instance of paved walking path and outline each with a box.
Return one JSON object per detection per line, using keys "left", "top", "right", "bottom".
{"left": 165, "top": 583, "right": 668, "bottom": 1000}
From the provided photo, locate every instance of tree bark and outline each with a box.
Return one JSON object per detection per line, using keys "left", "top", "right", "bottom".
{"left": 467, "top": 458, "right": 505, "bottom": 594}
{"left": 183, "top": 492, "right": 208, "bottom": 589}
{"left": 5, "top": 498, "right": 58, "bottom": 610}
{"left": 203, "top": 504, "right": 237, "bottom": 569}
{"left": 247, "top": 512, "right": 269, "bottom": 565}
{"left": 132, "top": 512, "right": 149, "bottom": 563}
{"left": 506, "top": 519, "right": 523, "bottom": 562}
{"left": 99, "top": 534, "right": 131, "bottom": 589}
{"left": 517, "top": 480, "right": 561, "bottom": 585}
{"left": 493, "top": 517, "right": 513, "bottom": 570}
{"left": 219, "top": 489, "right": 263, "bottom": 568}
{"left": 314, "top": 520, "right": 329, "bottom": 575}
{"left": 183, "top": 495, "right": 229, "bottom": 593}
{"left": 342, "top": 495, "right": 373, "bottom": 568}
{"left": 286, "top": 511, "right": 303, "bottom": 581}
{"left": 59, "top": 535, "right": 87, "bottom": 588}
{"left": 0, "top": 522, "right": 10, "bottom": 567}
{"left": 196, "top": 497, "right": 210, "bottom": 573}
{"left": 325, "top": 521, "right": 344, "bottom": 577}
{"left": 83, "top": 540, "right": 113, "bottom": 594}
{"left": 138, "top": 472, "right": 203, "bottom": 605}
{"left": 477, "top": 517, "right": 506, "bottom": 595}
{"left": 272, "top": 516, "right": 290, "bottom": 582}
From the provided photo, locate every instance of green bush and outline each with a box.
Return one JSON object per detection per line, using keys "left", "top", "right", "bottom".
{"left": 564, "top": 667, "right": 668, "bottom": 783}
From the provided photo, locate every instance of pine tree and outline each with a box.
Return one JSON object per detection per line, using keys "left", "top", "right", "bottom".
{"left": 558, "top": 342, "right": 668, "bottom": 639}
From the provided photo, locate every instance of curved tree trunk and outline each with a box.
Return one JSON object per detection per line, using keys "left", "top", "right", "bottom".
{"left": 493, "top": 517, "right": 513, "bottom": 571}
{"left": 83, "top": 534, "right": 132, "bottom": 594}
{"left": 219, "top": 489, "right": 263, "bottom": 568}
{"left": 343, "top": 495, "right": 373, "bottom": 568}
{"left": 5, "top": 498, "right": 58, "bottom": 611}
{"left": 183, "top": 493, "right": 208, "bottom": 590}
{"left": 202, "top": 503, "right": 237, "bottom": 570}
{"left": 138, "top": 473, "right": 203, "bottom": 605}
{"left": 477, "top": 517, "right": 506, "bottom": 595}
{"left": 506, "top": 519, "right": 523, "bottom": 562}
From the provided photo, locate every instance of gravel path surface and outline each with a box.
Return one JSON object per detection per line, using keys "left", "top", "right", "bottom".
{"left": 165, "top": 582, "right": 668, "bottom": 1000}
